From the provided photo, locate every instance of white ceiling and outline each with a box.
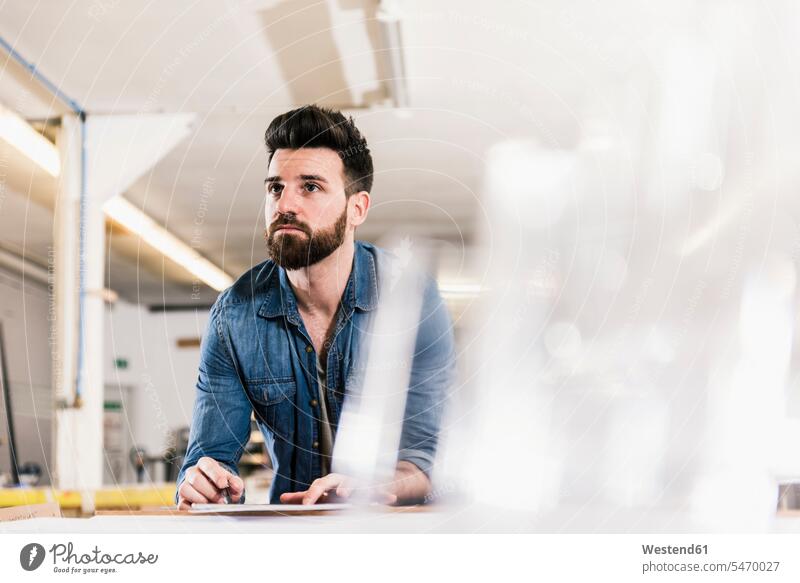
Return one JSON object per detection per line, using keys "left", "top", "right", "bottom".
{"left": 0, "top": 0, "right": 757, "bottom": 305}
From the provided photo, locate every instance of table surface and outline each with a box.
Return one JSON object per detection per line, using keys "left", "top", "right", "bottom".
{"left": 3, "top": 505, "right": 800, "bottom": 533}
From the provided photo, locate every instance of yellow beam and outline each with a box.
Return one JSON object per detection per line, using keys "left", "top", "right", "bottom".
{"left": 0, "top": 485, "right": 175, "bottom": 510}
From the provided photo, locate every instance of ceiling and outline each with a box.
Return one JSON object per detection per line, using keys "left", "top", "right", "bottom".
{"left": 1, "top": 0, "right": 788, "bottom": 306}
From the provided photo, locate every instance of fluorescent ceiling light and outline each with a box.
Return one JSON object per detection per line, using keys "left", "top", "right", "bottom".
{"left": 377, "top": 1, "right": 409, "bottom": 108}
{"left": 0, "top": 104, "right": 60, "bottom": 176}
{"left": 438, "top": 280, "right": 485, "bottom": 300}
{"left": 103, "top": 196, "right": 233, "bottom": 291}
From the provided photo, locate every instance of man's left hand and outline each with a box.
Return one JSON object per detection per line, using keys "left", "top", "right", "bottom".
{"left": 279, "top": 462, "right": 429, "bottom": 505}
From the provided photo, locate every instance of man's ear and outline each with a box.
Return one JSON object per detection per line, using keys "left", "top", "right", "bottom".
{"left": 348, "top": 191, "right": 371, "bottom": 227}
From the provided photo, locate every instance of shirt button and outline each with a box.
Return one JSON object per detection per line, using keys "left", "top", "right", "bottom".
{"left": 310, "top": 399, "right": 318, "bottom": 407}
{"left": 312, "top": 441, "right": 319, "bottom": 449}
{"left": 305, "top": 345, "right": 313, "bottom": 353}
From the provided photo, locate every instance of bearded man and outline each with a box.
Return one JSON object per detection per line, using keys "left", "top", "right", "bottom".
{"left": 176, "top": 105, "right": 456, "bottom": 508}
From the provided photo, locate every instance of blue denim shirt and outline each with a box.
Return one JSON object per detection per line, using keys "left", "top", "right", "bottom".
{"left": 176, "top": 241, "right": 456, "bottom": 504}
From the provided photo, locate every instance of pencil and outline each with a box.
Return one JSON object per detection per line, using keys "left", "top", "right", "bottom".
{"left": 221, "top": 478, "right": 232, "bottom": 504}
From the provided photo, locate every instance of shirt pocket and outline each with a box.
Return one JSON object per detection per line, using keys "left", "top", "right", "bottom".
{"left": 246, "top": 376, "right": 297, "bottom": 442}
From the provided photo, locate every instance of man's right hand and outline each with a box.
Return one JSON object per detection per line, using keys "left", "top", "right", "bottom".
{"left": 177, "top": 457, "right": 244, "bottom": 510}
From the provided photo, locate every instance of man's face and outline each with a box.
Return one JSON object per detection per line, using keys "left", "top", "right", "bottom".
{"left": 264, "top": 148, "right": 350, "bottom": 270}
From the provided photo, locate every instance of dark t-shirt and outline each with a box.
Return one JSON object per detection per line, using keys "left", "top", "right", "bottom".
{"left": 315, "top": 352, "right": 334, "bottom": 476}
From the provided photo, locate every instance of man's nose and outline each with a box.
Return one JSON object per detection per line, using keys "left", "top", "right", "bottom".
{"left": 274, "top": 187, "right": 301, "bottom": 216}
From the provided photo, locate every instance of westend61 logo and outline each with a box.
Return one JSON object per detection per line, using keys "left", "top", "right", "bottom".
{"left": 19, "top": 541, "right": 158, "bottom": 574}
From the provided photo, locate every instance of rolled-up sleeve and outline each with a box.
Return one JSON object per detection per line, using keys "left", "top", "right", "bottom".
{"left": 175, "top": 297, "right": 252, "bottom": 503}
{"left": 397, "top": 276, "right": 456, "bottom": 478}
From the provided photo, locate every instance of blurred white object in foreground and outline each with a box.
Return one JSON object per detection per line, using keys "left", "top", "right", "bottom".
{"left": 332, "top": 236, "right": 431, "bottom": 501}
{"left": 690, "top": 256, "right": 795, "bottom": 531}
{"left": 454, "top": 141, "right": 576, "bottom": 513}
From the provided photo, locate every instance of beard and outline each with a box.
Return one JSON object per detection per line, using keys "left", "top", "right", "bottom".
{"left": 265, "top": 207, "right": 348, "bottom": 270}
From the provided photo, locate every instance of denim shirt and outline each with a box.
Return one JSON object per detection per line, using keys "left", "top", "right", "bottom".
{"left": 176, "top": 241, "right": 456, "bottom": 504}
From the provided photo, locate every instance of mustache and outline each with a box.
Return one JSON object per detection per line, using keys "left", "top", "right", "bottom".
{"left": 268, "top": 216, "right": 311, "bottom": 236}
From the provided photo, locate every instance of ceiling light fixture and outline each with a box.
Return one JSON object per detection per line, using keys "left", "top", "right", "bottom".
{"left": 377, "top": 1, "right": 409, "bottom": 109}
{"left": 103, "top": 196, "right": 233, "bottom": 291}
{"left": 0, "top": 103, "right": 60, "bottom": 176}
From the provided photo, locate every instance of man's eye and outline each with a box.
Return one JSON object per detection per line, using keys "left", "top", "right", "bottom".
{"left": 268, "top": 184, "right": 283, "bottom": 195}
{"left": 305, "top": 182, "right": 320, "bottom": 192}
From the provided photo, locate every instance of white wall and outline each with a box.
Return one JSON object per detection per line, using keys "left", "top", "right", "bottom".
{"left": 0, "top": 265, "right": 212, "bottom": 487}
{"left": 0, "top": 265, "right": 53, "bottom": 486}
{"left": 104, "top": 299, "right": 210, "bottom": 482}
{"left": 0, "top": 261, "right": 213, "bottom": 487}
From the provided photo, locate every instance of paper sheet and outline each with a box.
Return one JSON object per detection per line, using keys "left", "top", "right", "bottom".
{"left": 188, "top": 503, "right": 351, "bottom": 514}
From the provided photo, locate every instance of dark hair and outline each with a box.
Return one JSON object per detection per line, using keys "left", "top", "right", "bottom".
{"left": 265, "top": 105, "right": 373, "bottom": 196}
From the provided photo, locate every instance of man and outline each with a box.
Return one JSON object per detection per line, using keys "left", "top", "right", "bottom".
{"left": 176, "top": 105, "right": 456, "bottom": 508}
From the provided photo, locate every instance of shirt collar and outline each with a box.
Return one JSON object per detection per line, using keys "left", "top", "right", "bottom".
{"left": 258, "top": 241, "right": 378, "bottom": 319}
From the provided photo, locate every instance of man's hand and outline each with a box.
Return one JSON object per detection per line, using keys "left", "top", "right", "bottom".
{"left": 177, "top": 457, "right": 244, "bottom": 510}
{"left": 389, "top": 461, "right": 432, "bottom": 504}
{"left": 278, "top": 472, "right": 396, "bottom": 506}
{"left": 278, "top": 461, "right": 430, "bottom": 506}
